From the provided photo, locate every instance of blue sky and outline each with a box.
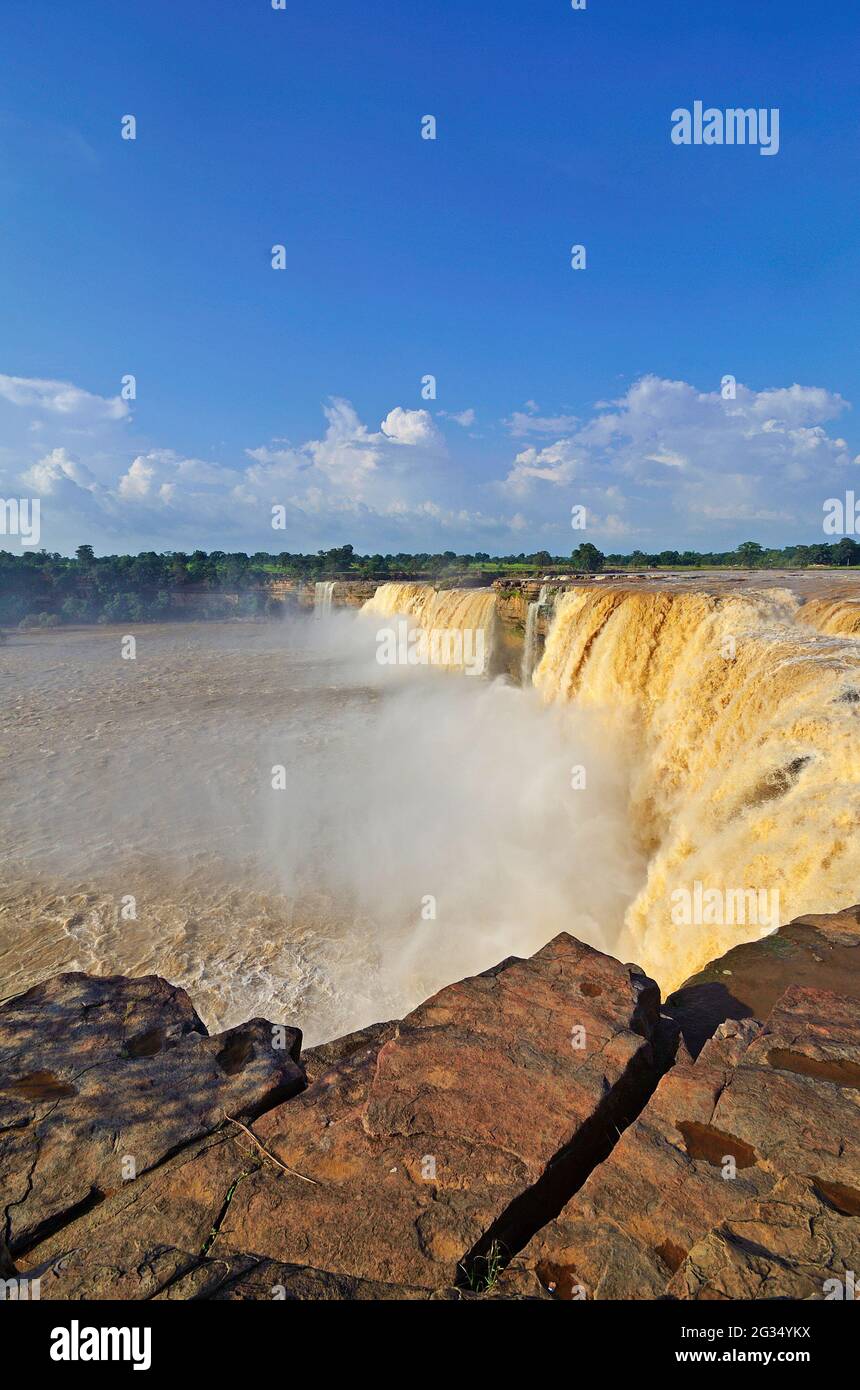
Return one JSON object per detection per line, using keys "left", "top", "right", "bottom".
{"left": 0, "top": 0, "right": 857, "bottom": 555}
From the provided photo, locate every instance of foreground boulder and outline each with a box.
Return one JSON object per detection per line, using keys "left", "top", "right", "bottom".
{"left": 508, "top": 984, "right": 860, "bottom": 1298}
{"left": 0, "top": 973, "right": 303, "bottom": 1253}
{"left": 17, "top": 935, "right": 664, "bottom": 1297}
{"left": 213, "top": 934, "right": 664, "bottom": 1290}
{"left": 5, "top": 915, "right": 860, "bottom": 1301}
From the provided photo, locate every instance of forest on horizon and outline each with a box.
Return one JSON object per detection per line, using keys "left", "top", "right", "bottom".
{"left": 2, "top": 537, "right": 859, "bottom": 629}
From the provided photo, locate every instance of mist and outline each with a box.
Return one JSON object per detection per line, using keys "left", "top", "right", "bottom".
{"left": 249, "top": 608, "right": 644, "bottom": 1034}
{"left": 0, "top": 609, "right": 643, "bottom": 1043}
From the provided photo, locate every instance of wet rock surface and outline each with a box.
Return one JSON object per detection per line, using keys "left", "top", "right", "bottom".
{"left": 2, "top": 912, "right": 859, "bottom": 1300}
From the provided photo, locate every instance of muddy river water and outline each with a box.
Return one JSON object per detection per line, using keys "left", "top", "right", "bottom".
{"left": 0, "top": 614, "right": 637, "bottom": 1043}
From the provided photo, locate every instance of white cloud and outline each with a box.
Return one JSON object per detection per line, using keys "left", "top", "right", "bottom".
{"left": 439, "top": 408, "right": 476, "bottom": 428}
{"left": 379, "top": 406, "right": 439, "bottom": 446}
{"left": 497, "top": 375, "right": 855, "bottom": 541}
{"left": 646, "top": 449, "right": 687, "bottom": 469}
{"left": 20, "top": 446, "right": 98, "bottom": 494}
{"left": 502, "top": 439, "right": 583, "bottom": 494}
{"left": 2, "top": 372, "right": 856, "bottom": 553}
{"left": 505, "top": 409, "right": 579, "bottom": 437}
{"left": 118, "top": 456, "right": 156, "bottom": 499}
{"left": 0, "top": 374, "right": 128, "bottom": 422}
{"left": 742, "top": 383, "right": 847, "bottom": 426}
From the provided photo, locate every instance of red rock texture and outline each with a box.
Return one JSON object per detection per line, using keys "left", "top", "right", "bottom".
{"left": 669, "top": 1175, "right": 860, "bottom": 1300}
{"left": 510, "top": 984, "right": 860, "bottom": 1299}
{"left": 215, "top": 934, "right": 663, "bottom": 1289}
{"left": 0, "top": 972, "right": 303, "bottom": 1252}
{"left": 666, "top": 903, "right": 860, "bottom": 1057}
{"left": 4, "top": 913, "right": 860, "bottom": 1302}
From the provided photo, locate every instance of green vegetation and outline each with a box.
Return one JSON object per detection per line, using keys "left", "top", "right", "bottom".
{"left": 604, "top": 537, "right": 860, "bottom": 571}
{"left": 459, "top": 1239, "right": 508, "bottom": 1294}
{"left": 1, "top": 537, "right": 858, "bottom": 629}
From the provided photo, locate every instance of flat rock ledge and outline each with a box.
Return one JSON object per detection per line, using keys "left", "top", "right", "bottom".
{"left": 1, "top": 909, "right": 859, "bottom": 1301}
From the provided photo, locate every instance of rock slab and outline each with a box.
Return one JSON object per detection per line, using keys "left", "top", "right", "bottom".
{"left": 0, "top": 972, "right": 303, "bottom": 1252}
{"left": 215, "top": 934, "right": 663, "bottom": 1289}
{"left": 510, "top": 984, "right": 860, "bottom": 1299}
{"left": 667, "top": 904, "right": 860, "bottom": 1057}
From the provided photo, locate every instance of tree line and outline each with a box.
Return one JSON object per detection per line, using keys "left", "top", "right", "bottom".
{"left": 1, "top": 537, "right": 858, "bottom": 629}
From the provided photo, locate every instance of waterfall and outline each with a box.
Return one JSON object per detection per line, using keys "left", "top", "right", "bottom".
{"left": 363, "top": 583, "right": 496, "bottom": 674}
{"left": 535, "top": 585, "right": 860, "bottom": 990}
{"left": 314, "top": 581, "right": 335, "bottom": 616}
{"left": 799, "top": 593, "right": 860, "bottom": 636}
{"left": 521, "top": 584, "right": 550, "bottom": 686}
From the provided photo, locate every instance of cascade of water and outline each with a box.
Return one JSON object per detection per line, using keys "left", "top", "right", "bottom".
{"left": 534, "top": 586, "right": 860, "bottom": 988}
{"left": 521, "top": 584, "right": 550, "bottom": 686}
{"left": 363, "top": 583, "right": 496, "bottom": 674}
{"left": 799, "top": 593, "right": 860, "bottom": 635}
{"left": 314, "top": 581, "right": 336, "bottom": 616}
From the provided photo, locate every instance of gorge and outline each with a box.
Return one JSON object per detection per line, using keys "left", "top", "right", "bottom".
{"left": 2, "top": 571, "right": 859, "bottom": 1301}
{"left": 2, "top": 572, "right": 859, "bottom": 1031}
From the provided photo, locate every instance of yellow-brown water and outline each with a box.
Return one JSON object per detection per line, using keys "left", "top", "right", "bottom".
{"left": 799, "top": 592, "right": 860, "bottom": 636}
{"left": 4, "top": 583, "right": 858, "bottom": 1035}
{"left": 0, "top": 614, "right": 637, "bottom": 1039}
{"left": 535, "top": 586, "right": 860, "bottom": 989}
{"left": 362, "top": 583, "right": 497, "bottom": 672}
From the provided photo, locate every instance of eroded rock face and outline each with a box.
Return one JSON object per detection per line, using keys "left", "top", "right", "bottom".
{"left": 20, "top": 1133, "right": 256, "bottom": 1299}
{"left": 667, "top": 904, "right": 860, "bottom": 1057}
{"left": 301, "top": 1019, "right": 398, "bottom": 1084}
{"left": 5, "top": 919, "right": 860, "bottom": 1302}
{"left": 158, "top": 1257, "right": 439, "bottom": 1302}
{"left": 0, "top": 973, "right": 303, "bottom": 1253}
{"left": 669, "top": 1175, "right": 860, "bottom": 1301}
{"left": 510, "top": 984, "right": 860, "bottom": 1299}
{"left": 213, "top": 934, "right": 663, "bottom": 1290}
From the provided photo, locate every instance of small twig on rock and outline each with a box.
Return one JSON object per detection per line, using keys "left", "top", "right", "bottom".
{"left": 223, "top": 1113, "right": 319, "bottom": 1185}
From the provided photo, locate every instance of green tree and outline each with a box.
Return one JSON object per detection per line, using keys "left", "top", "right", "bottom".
{"left": 833, "top": 537, "right": 860, "bottom": 566}
{"left": 571, "top": 542, "right": 605, "bottom": 572}
{"left": 736, "top": 541, "right": 765, "bottom": 566}
{"left": 61, "top": 596, "right": 90, "bottom": 623}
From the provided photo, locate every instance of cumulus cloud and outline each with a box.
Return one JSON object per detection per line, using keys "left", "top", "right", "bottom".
{"left": 2, "top": 370, "right": 856, "bottom": 553}
{"left": 246, "top": 399, "right": 444, "bottom": 511}
{"left": 20, "top": 446, "right": 98, "bottom": 494}
{"left": 116, "top": 450, "right": 243, "bottom": 502}
{"left": 379, "top": 406, "right": 439, "bottom": 446}
{"left": 502, "top": 439, "right": 583, "bottom": 494}
{"left": 0, "top": 374, "right": 128, "bottom": 422}
{"left": 496, "top": 375, "right": 855, "bottom": 540}
{"left": 118, "top": 457, "right": 156, "bottom": 499}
